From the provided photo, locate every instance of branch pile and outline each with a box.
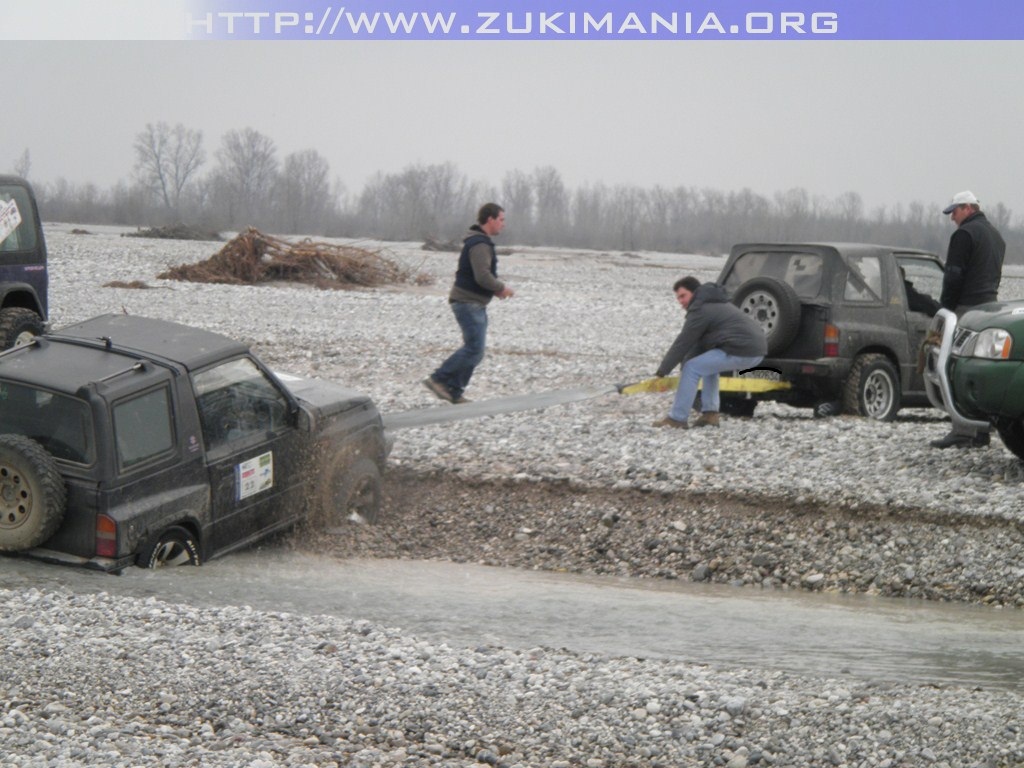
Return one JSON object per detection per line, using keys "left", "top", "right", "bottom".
{"left": 158, "top": 228, "right": 429, "bottom": 289}
{"left": 124, "top": 224, "right": 223, "bottom": 241}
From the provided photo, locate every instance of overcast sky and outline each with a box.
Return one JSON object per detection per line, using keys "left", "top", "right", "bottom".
{"left": 6, "top": 40, "right": 1024, "bottom": 218}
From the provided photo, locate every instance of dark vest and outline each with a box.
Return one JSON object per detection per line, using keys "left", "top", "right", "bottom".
{"left": 959, "top": 213, "right": 1006, "bottom": 305}
{"left": 453, "top": 232, "right": 497, "bottom": 298}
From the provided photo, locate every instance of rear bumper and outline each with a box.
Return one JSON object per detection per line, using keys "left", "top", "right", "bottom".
{"left": 720, "top": 358, "right": 850, "bottom": 405}
{"left": 19, "top": 547, "right": 134, "bottom": 573}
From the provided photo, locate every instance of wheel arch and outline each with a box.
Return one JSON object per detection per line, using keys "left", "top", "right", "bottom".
{"left": 0, "top": 284, "right": 46, "bottom": 317}
{"left": 133, "top": 515, "right": 205, "bottom": 561}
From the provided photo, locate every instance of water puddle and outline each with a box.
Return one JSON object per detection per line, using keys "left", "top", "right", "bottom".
{"left": 6, "top": 549, "right": 1024, "bottom": 690}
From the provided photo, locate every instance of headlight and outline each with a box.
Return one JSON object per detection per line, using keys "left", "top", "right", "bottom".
{"left": 971, "top": 328, "right": 1013, "bottom": 359}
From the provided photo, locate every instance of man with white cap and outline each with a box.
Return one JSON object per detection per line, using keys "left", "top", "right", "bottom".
{"left": 931, "top": 190, "right": 1006, "bottom": 449}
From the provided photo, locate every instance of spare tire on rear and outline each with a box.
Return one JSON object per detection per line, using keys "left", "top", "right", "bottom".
{"left": 0, "top": 434, "right": 67, "bottom": 551}
{"left": 731, "top": 277, "right": 802, "bottom": 355}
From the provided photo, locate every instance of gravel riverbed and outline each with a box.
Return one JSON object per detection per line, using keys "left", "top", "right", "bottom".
{"left": 4, "top": 225, "right": 1024, "bottom": 767}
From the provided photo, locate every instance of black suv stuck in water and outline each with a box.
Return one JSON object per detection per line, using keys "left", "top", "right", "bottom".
{"left": 0, "top": 314, "right": 390, "bottom": 571}
{"left": 716, "top": 242, "right": 946, "bottom": 420}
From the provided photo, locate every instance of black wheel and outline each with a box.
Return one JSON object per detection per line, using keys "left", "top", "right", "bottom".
{"left": 137, "top": 526, "right": 201, "bottom": 568}
{"left": 995, "top": 419, "right": 1024, "bottom": 460}
{"left": 0, "top": 434, "right": 66, "bottom": 551}
{"left": 720, "top": 398, "right": 757, "bottom": 417}
{"left": 321, "top": 456, "right": 383, "bottom": 525}
{"left": 731, "top": 277, "right": 802, "bottom": 355}
{"left": 0, "top": 308, "right": 45, "bottom": 350}
{"left": 842, "top": 353, "right": 900, "bottom": 421}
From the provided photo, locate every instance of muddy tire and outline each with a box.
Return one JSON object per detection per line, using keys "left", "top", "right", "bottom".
{"left": 731, "top": 277, "right": 802, "bottom": 355}
{"left": 0, "top": 434, "right": 66, "bottom": 551}
{"left": 322, "top": 457, "right": 383, "bottom": 525}
{"left": 0, "top": 308, "right": 45, "bottom": 350}
{"left": 842, "top": 353, "right": 900, "bottom": 421}
{"left": 137, "top": 526, "right": 201, "bottom": 568}
{"left": 995, "top": 419, "right": 1024, "bottom": 461}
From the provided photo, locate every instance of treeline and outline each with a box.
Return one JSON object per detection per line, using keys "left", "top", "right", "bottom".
{"left": 11, "top": 123, "right": 1024, "bottom": 261}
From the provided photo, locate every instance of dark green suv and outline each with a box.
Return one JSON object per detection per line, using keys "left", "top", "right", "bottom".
{"left": 717, "top": 242, "right": 945, "bottom": 420}
{"left": 0, "top": 175, "right": 48, "bottom": 347}
{"left": 924, "top": 303, "right": 1024, "bottom": 457}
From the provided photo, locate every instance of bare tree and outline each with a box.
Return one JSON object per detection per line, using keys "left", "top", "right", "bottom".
{"left": 133, "top": 122, "right": 205, "bottom": 212}
{"left": 532, "top": 166, "right": 568, "bottom": 244}
{"left": 13, "top": 149, "right": 31, "bottom": 179}
{"left": 213, "top": 128, "right": 279, "bottom": 228}
{"left": 277, "top": 148, "right": 333, "bottom": 234}
{"left": 501, "top": 169, "right": 535, "bottom": 241}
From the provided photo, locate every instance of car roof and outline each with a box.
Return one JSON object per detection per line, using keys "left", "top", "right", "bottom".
{"left": 52, "top": 314, "right": 250, "bottom": 371}
{"left": 0, "top": 314, "right": 251, "bottom": 396}
{"left": 729, "top": 242, "right": 937, "bottom": 258}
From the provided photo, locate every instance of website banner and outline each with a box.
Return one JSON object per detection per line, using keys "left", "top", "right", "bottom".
{"left": 3, "top": 0, "right": 1024, "bottom": 40}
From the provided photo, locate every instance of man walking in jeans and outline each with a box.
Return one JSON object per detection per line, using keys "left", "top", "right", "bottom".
{"left": 424, "top": 203, "right": 514, "bottom": 404}
{"left": 652, "top": 276, "right": 766, "bottom": 429}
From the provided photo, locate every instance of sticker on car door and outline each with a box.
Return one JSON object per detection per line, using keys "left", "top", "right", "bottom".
{"left": 0, "top": 199, "right": 22, "bottom": 247}
{"left": 236, "top": 451, "right": 274, "bottom": 500}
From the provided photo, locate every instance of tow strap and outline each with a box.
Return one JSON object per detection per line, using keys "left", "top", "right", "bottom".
{"left": 382, "top": 375, "right": 791, "bottom": 431}
{"left": 617, "top": 375, "right": 792, "bottom": 395}
{"left": 383, "top": 386, "right": 618, "bottom": 430}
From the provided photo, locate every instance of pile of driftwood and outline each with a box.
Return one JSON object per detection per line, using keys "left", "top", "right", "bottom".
{"left": 124, "top": 224, "right": 223, "bottom": 242}
{"left": 158, "top": 228, "right": 426, "bottom": 289}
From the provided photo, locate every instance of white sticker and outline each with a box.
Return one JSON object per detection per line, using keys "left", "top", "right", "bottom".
{"left": 236, "top": 451, "right": 274, "bottom": 500}
{"left": 1010, "top": 308, "right": 1024, "bottom": 315}
{"left": 0, "top": 199, "right": 22, "bottom": 247}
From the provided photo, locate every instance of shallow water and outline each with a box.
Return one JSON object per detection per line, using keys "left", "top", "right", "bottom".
{"left": 7, "top": 548, "right": 1024, "bottom": 690}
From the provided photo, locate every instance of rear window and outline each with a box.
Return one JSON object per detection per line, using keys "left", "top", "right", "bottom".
{"left": 723, "top": 251, "right": 824, "bottom": 298}
{"left": 0, "top": 380, "right": 93, "bottom": 464}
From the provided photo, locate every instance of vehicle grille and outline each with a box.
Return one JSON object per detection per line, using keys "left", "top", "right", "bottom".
{"left": 951, "top": 328, "right": 975, "bottom": 356}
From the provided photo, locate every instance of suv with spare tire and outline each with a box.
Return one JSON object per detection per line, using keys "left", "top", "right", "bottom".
{"left": 0, "top": 314, "right": 390, "bottom": 571}
{"left": 715, "top": 242, "right": 945, "bottom": 420}
{"left": 0, "top": 175, "right": 48, "bottom": 348}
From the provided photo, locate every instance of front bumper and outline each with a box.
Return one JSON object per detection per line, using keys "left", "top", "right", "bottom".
{"left": 922, "top": 309, "right": 990, "bottom": 436}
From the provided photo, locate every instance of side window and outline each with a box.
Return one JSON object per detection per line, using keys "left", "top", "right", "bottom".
{"left": 192, "top": 357, "right": 291, "bottom": 453}
{"left": 0, "top": 185, "right": 38, "bottom": 252}
{"left": 897, "top": 257, "right": 944, "bottom": 300}
{"left": 113, "top": 387, "right": 175, "bottom": 469}
{"left": 844, "top": 255, "right": 883, "bottom": 302}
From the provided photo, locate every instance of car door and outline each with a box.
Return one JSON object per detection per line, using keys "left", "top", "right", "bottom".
{"left": 192, "top": 356, "right": 306, "bottom": 555}
{"left": 896, "top": 256, "right": 945, "bottom": 393}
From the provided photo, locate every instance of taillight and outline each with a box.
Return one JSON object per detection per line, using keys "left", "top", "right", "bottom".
{"left": 823, "top": 324, "right": 840, "bottom": 357}
{"left": 96, "top": 514, "right": 117, "bottom": 557}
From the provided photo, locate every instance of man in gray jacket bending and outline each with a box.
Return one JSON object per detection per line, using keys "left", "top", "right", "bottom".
{"left": 653, "top": 276, "right": 767, "bottom": 429}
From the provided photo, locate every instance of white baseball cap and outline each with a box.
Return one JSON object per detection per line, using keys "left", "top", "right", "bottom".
{"left": 942, "top": 190, "right": 979, "bottom": 214}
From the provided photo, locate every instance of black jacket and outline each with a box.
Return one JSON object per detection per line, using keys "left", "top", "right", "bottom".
{"left": 656, "top": 283, "right": 767, "bottom": 377}
{"left": 940, "top": 211, "right": 1005, "bottom": 310}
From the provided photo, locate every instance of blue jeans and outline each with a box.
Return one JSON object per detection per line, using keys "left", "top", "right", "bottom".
{"left": 432, "top": 302, "right": 488, "bottom": 398}
{"left": 670, "top": 349, "right": 764, "bottom": 422}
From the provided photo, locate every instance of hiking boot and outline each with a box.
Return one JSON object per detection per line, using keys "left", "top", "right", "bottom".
{"left": 453, "top": 395, "right": 471, "bottom": 404}
{"left": 693, "top": 411, "right": 720, "bottom": 428}
{"left": 423, "top": 377, "right": 455, "bottom": 403}
{"left": 651, "top": 417, "right": 688, "bottom": 429}
{"left": 929, "top": 430, "right": 990, "bottom": 449}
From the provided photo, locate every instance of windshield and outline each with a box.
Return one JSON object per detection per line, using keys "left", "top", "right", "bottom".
{"left": 0, "top": 380, "right": 94, "bottom": 464}
{"left": 0, "top": 184, "right": 39, "bottom": 253}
